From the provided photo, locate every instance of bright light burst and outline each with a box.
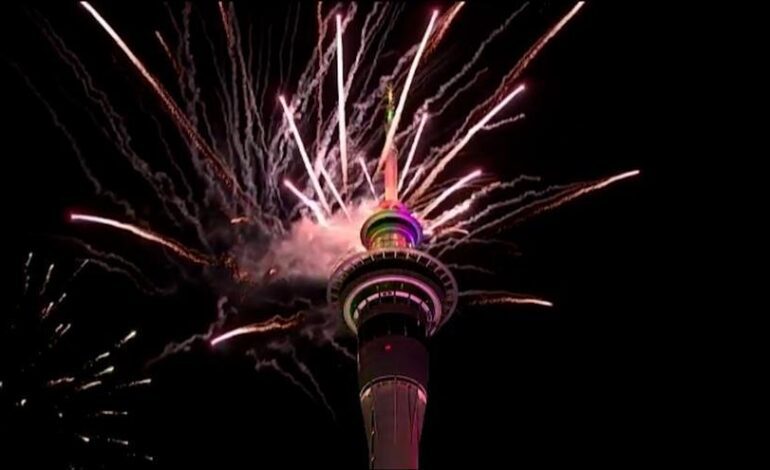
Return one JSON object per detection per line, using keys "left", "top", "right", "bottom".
{"left": 28, "top": 2, "right": 638, "bottom": 410}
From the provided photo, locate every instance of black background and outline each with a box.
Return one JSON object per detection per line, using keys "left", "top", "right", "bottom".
{"left": 0, "top": 1, "right": 667, "bottom": 468}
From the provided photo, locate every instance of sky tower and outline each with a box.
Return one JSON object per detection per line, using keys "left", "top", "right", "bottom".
{"left": 328, "top": 87, "right": 458, "bottom": 469}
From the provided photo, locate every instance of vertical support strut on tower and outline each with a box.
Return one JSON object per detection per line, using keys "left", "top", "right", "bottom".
{"left": 329, "top": 163, "right": 458, "bottom": 468}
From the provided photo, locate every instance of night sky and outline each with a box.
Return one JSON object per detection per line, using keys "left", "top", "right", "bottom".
{"left": 1, "top": 2, "right": 656, "bottom": 468}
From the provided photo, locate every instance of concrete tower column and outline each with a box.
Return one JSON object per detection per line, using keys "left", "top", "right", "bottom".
{"left": 329, "top": 204, "right": 457, "bottom": 469}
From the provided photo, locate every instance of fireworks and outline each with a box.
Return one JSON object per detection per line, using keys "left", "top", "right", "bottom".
{"left": 79, "top": 1, "right": 248, "bottom": 205}
{"left": 62, "top": 2, "right": 632, "bottom": 285}
{"left": 399, "top": 112, "right": 428, "bottom": 192}
{"left": 461, "top": 291, "right": 555, "bottom": 308}
{"left": 70, "top": 213, "right": 212, "bottom": 265}
{"left": 376, "top": 9, "right": 438, "bottom": 175}
{"left": 283, "top": 179, "right": 329, "bottom": 226}
{"left": 407, "top": 83, "right": 527, "bottom": 201}
{"left": 24, "top": 1, "right": 639, "bottom": 423}
{"left": 419, "top": 169, "right": 483, "bottom": 218}
{"left": 278, "top": 95, "right": 333, "bottom": 214}
{"left": 335, "top": 14, "right": 350, "bottom": 193}
{"left": 210, "top": 313, "right": 303, "bottom": 347}
{"left": 2, "top": 254, "right": 153, "bottom": 466}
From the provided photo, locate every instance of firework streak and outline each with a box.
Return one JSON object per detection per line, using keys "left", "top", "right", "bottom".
{"left": 70, "top": 213, "right": 211, "bottom": 265}
{"left": 210, "top": 313, "right": 304, "bottom": 346}
{"left": 461, "top": 290, "right": 554, "bottom": 308}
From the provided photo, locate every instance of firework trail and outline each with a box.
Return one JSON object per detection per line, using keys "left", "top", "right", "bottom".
{"left": 250, "top": 355, "right": 317, "bottom": 406}
{"left": 407, "top": 84, "right": 526, "bottom": 202}
{"left": 40, "top": 263, "right": 55, "bottom": 295}
{"left": 484, "top": 112, "right": 526, "bottom": 131}
{"left": 278, "top": 95, "right": 333, "bottom": 214}
{"left": 23, "top": 252, "right": 34, "bottom": 294}
{"left": 358, "top": 157, "right": 377, "bottom": 198}
{"left": 461, "top": 290, "right": 554, "bottom": 308}
{"left": 407, "top": 2, "right": 527, "bottom": 135}
{"left": 517, "top": 170, "right": 641, "bottom": 220}
{"left": 419, "top": 169, "right": 482, "bottom": 217}
{"left": 217, "top": 2, "right": 234, "bottom": 48}
{"left": 116, "top": 378, "right": 153, "bottom": 389}
{"left": 289, "top": 348, "right": 335, "bottom": 419}
{"left": 155, "top": 30, "right": 183, "bottom": 79}
{"left": 425, "top": 2, "right": 465, "bottom": 59}
{"left": 95, "top": 410, "right": 130, "bottom": 416}
{"left": 2, "top": 256, "right": 153, "bottom": 466}
{"left": 423, "top": 177, "right": 534, "bottom": 234}
{"left": 376, "top": 10, "right": 438, "bottom": 175}
{"left": 319, "top": 165, "right": 350, "bottom": 218}
{"left": 76, "top": 380, "right": 102, "bottom": 392}
{"left": 445, "top": 264, "right": 495, "bottom": 275}
{"left": 118, "top": 330, "right": 138, "bottom": 347}
{"left": 324, "top": 336, "right": 357, "bottom": 361}
{"left": 398, "top": 112, "right": 428, "bottom": 192}
{"left": 24, "top": 2, "right": 638, "bottom": 420}
{"left": 253, "top": 340, "right": 337, "bottom": 419}
{"left": 438, "top": 170, "right": 641, "bottom": 255}
{"left": 210, "top": 313, "right": 303, "bottom": 346}
{"left": 70, "top": 212, "right": 211, "bottom": 265}
{"left": 407, "top": 2, "right": 588, "bottom": 201}
{"left": 79, "top": 1, "right": 249, "bottom": 209}
{"left": 505, "top": 2, "right": 587, "bottom": 98}
{"left": 423, "top": 175, "right": 541, "bottom": 236}
{"left": 61, "top": 238, "right": 171, "bottom": 295}
{"left": 283, "top": 179, "right": 328, "bottom": 226}
{"left": 335, "top": 14, "right": 350, "bottom": 193}
{"left": 145, "top": 296, "right": 234, "bottom": 368}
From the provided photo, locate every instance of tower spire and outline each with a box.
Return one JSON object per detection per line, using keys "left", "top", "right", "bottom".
{"left": 383, "top": 84, "right": 399, "bottom": 202}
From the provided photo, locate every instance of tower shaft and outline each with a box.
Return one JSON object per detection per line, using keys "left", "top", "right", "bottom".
{"left": 355, "top": 281, "right": 429, "bottom": 469}
{"left": 329, "top": 205, "right": 457, "bottom": 469}
{"left": 361, "top": 377, "right": 425, "bottom": 469}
